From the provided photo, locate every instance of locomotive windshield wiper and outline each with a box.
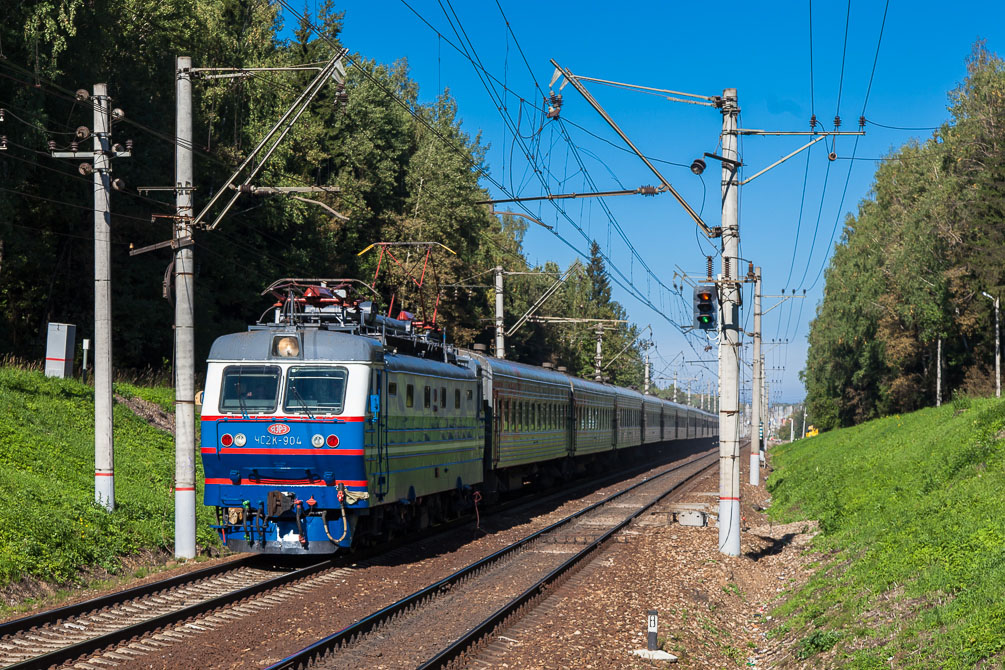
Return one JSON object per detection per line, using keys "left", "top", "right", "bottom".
{"left": 237, "top": 368, "right": 250, "bottom": 419}
{"left": 288, "top": 384, "right": 315, "bottom": 420}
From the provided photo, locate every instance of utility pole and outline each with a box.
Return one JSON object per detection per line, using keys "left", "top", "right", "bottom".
{"left": 750, "top": 267, "right": 761, "bottom": 485}
{"left": 130, "top": 52, "right": 345, "bottom": 557}
{"left": 92, "top": 84, "right": 114, "bottom": 512}
{"left": 765, "top": 379, "right": 771, "bottom": 443}
{"left": 983, "top": 292, "right": 1000, "bottom": 398}
{"left": 51, "top": 84, "right": 130, "bottom": 512}
{"left": 644, "top": 353, "right": 650, "bottom": 394}
{"left": 937, "top": 337, "right": 942, "bottom": 407}
{"left": 717, "top": 88, "right": 742, "bottom": 557}
{"left": 687, "top": 380, "right": 691, "bottom": 406}
{"left": 673, "top": 370, "right": 678, "bottom": 402}
{"left": 494, "top": 266, "right": 505, "bottom": 358}
{"left": 594, "top": 323, "right": 604, "bottom": 381}
{"left": 760, "top": 354, "right": 767, "bottom": 462}
{"left": 174, "top": 56, "right": 196, "bottom": 559}
{"left": 790, "top": 413, "right": 795, "bottom": 442}
{"left": 802, "top": 404, "right": 807, "bottom": 439}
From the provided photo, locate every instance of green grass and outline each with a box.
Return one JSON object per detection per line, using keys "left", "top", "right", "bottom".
{"left": 767, "top": 396, "right": 1005, "bottom": 668}
{"left": 0, "top": 366, "right": 219, "bottom": 590}
{"left": 113, "top": 382, "right": 176, "bottom": 413}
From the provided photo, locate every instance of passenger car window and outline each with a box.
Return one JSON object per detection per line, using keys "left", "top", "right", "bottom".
{"left": 406, "top": 384, "right": 414, "bottom": 408}
{"left": 454, "top": 388, "right": 461, "bottom": 409}
{"left": 424, "top": 386, "right": 431, "bottom": 409}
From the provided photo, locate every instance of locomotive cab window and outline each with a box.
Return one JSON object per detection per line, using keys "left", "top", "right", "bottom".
{"left": 220, "top": 365, "right": 280, "bottom": 413}
{"left": 284, "top": 366, "right": 348, "bottom": 415}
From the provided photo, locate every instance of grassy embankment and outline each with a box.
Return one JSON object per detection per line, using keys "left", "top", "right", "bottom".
{"left": 0, "top": 366, "right": 218, "bottom": 600}
{"left": 767, "top": 395, "right": 1005, "bottom": 668}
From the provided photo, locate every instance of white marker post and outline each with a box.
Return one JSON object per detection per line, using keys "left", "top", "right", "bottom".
{"left": 82, "top": 338, "right": 91, "bottom": 385}
{"left": 648, "top": 609, "right": 658, "bottom": 651}
{"left": 633, "top": 609, "right": 678, "bottom": 662}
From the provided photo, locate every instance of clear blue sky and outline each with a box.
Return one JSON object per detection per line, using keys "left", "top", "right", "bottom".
{"left": 281, "top": 1, "right": 1005, "bottom": 405}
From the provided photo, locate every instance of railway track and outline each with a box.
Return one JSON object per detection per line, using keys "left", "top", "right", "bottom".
{"left": 265, "top": 450, "right": 719, "bottom": 670}
{"left": 0, "top": 556, "right": 334, "bottom": 670}
{"left": 0, "top": 444, "right": 716, "bottom": 670}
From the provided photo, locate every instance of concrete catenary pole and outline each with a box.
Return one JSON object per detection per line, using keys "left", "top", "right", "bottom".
{"left": 494, "top": 266, "right": 505, "bottom": 358}
{"left": 93, "top": 83, "right": 114, "bottom": 512}
{"left": 937, "top": 337, "right": 942, "bottom": 407}
{"left": 996, "top": 297, "right": 1001, "bottom": 399}
{"left": 750, "top": 267, "right": 761, "bottom": 485}
{"left": 765, "top": 379, "right": 771, "bottom": 443}
{"left": 802, "top": 403, "right": 807, "bottom": 439}
{"left": 673, "top": 370, "right": 678, "bottom": 402}
{"left": 760, "top": 354, "right": 767, "bottom": 461}
{"left": 594, "top": 323, "right": 603, "bottom": 381}
{"left": 718, "top": 88, "right": 742, "bottom": 556}
{"left": 174, "top": 57, "right": 196, "bottom": 559}
{"left": 644, "top": 352, "right": 650, "bottom": 394}
{"left": 790, "top": 412, "right": 795, "bottom": 442}
{"left": 984, "top": 292, "right": 1000, "bottom": 398}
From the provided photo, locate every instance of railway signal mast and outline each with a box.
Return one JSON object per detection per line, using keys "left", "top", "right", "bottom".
{"left": 548, "top": 60, "right": 864, "bottom": 555}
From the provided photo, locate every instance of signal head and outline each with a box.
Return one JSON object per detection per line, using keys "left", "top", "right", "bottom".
{"left": 693, "top": 284, "right": 717, "bottom": 331}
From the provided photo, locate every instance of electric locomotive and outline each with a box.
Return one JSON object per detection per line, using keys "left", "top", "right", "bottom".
{"left": 200, "top": 279, "right": 718, "bottom": 554}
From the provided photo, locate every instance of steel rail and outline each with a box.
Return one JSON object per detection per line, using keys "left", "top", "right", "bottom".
{"left": 0, "top": 555, "right": 257, "bottom": 639}
{"left": 3, "top": 557, "right": 332, "bottom": 670}
{"left": 265, "top": 449, "right": 719, "bottom": 670}
{"left": 420, "top": 452, "right": 720, "bottom": 669}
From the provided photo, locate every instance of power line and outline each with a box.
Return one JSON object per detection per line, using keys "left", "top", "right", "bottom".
{"left": 782, "top": 145, "right": 815, "bottom": 288}
{"left": 0, "top": 185, "right": 151, "bottom": 223}
{"left": 834, "top": 0, "right": 852, "bottom": 118}
{"left": 859, "top": 0, "right": 891, "bottom": 116}
{"left": 866, "top": 119, "right": 938, "bottom": 132}
{"left": 808, "top": 0, "right": 816, "bottom": 118}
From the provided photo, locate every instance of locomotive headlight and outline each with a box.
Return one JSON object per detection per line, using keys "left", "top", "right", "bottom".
{"left": 311, "top": 434, "right": 324, "bottom": 448}
{"left": 274, "top": 336, "right": 300, "bottom": 357}
{"left": 234, "top": 433, "right": 247, "bottom": 447}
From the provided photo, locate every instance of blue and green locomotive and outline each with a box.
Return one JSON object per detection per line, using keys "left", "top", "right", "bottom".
{"left": 200, "top": 280, "right": 717, "bottom": 554}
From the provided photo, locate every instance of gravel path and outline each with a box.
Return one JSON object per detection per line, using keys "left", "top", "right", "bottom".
{"left": 464, "top": 445, "right": 820, "bottom": 669}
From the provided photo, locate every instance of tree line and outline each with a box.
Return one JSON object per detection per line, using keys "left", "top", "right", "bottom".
{"left": 804, "top": 44, "right": 1005, "bottom": 430}
{"left": 0, "top": 1, "right": 647, "bottom": 388}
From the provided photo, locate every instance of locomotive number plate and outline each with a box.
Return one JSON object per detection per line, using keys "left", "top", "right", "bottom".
{"left": 254, "top": 434, "right": 303, "bottom": 446}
